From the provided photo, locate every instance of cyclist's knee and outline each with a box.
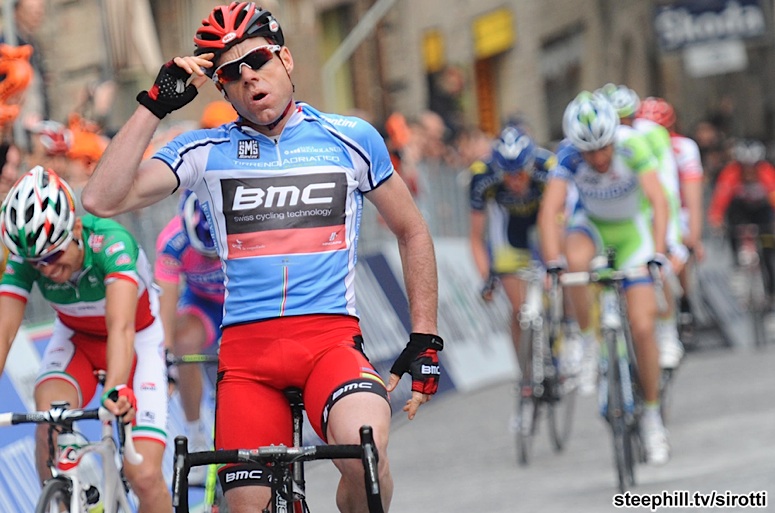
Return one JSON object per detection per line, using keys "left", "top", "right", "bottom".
{"left": 124, "top": 460, "right": 165, "bottom": 495}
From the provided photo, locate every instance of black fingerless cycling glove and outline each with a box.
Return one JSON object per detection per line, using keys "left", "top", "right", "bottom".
{"left": 137, "top": 60, "right": 199, "bottom": 119}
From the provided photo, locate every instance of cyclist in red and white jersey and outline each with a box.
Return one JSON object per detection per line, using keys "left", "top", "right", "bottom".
{"left": 81, "top": 3, "right": 441, "bottom": 512}
{"left": 638, "top": 97, "right": 705, "bottom": 322}
{"left": 0, "top": 166, "right": 171, "bottom": 512}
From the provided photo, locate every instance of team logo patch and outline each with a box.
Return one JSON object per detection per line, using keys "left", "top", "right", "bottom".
{"left": 237, "top": 140, "right": 260, "bottom": 159}
{"left": 106, "top": 241, "right": 125, "bottom": 256}
{"left": 88, "top": 234, "right": 105, "bottom": 252}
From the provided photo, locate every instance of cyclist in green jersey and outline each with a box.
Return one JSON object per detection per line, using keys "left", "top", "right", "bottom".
{"left": 0, "top": 166, "right": 172, "bottom": 512}
{"left": 539, "top": 92, "right": 671, "bottom": 465}
{"left": 597, "top": 83, "right": 686, "bottom": 370}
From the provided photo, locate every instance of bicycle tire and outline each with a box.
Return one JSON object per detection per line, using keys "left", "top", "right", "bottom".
{"left": 35, "top": 477, "right": 73, "bottom": 513}
{"left": 516, "top": 394, "right": 539, "bottom": 466}
{"left": 749, "top": 266, "right": 768, "bottom": 347}
{"left": 546, "top": 325, "right": 577, "bottom": 451}
{"left": 605, "top": 331, "right": 635, "bottom": 493}
{"left": 547, "top": 378, "right": 576, "bottom": 452}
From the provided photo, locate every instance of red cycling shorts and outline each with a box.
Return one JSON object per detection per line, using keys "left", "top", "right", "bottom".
{"left": 215, "top": 314, "right": 388, "bottom": 452}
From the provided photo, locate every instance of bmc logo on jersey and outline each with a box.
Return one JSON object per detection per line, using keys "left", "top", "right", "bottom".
{"left": 237, "top": 140, "right": 260, "bottom": 159}
{"left": 221, "top": 173, "right": 347, "bottom": 233}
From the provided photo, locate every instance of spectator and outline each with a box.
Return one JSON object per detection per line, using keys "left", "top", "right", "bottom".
{"left": 199, "top": 100, "right": 237, "bottom": 129}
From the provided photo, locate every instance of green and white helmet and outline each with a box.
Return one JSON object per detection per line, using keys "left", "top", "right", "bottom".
{"left": 596, "top": 83, "right": 640, "bottom": 118}
{"left": 0, "top": 166, "right": 76, "bottom": 260}
{"left": 562, "top": 91, "right": 620, "bottom": 152}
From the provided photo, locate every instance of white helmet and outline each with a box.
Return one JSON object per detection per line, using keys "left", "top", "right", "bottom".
{"left": 1, "top": 166, "right": 76, "bottom": 260}
{"left": 562, "top": 91, "right": 620, "bottom": 152}
{"left": 596, "top": 83, "right": 641, "bottom": 118}
{"left": 733, "top": 139, "right": 767, "bottom": 165}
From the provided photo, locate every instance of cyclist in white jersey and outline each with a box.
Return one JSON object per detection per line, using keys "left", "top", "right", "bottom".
{"left": 81, "top": 4, "right": 441, "bottom": 512}
{"left": 538, "top": 91, "right": 671, "bottom": 465}
{"left": 597, "top": 84, "right": 685, "bottom": 370}
{"left": 638, "top": 97, "right": 705, "bottom": 324}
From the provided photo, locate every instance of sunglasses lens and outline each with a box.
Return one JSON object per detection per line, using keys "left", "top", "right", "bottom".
{"left": 216, "top": 47, "right": 275, "bottom": 83}
{"left": 31, "top": 248, "right": 65, "bottom": 268}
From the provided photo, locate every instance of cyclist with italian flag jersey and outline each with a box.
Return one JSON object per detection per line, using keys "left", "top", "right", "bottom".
{"left": 538, "top": 91, "right": 671, "bottom": 465}
{"left": 0, "top": 167, "right": 171, "bottom": 512}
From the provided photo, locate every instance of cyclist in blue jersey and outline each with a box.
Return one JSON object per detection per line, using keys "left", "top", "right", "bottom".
{"left": 81, "top": 3, "right": 441, "bottom": 512}
{"left": 469, "top": 124, "right": 581, "bottom": 422}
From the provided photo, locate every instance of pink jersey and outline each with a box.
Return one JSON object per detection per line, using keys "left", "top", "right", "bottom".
{"left": 155, "top": 217, "right": 225, "bottom": 303}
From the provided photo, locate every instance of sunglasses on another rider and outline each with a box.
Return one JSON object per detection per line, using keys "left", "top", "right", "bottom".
{"left": 213, "top": 45, "right": 281, "bottom": 84}
{"left": 26, "top": 238, "right": 72, "bottom": 269}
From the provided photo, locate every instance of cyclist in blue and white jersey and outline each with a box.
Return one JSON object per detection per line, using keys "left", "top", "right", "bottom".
{"left": 596, "top": 83, "right": 686, "bottom": 370}
{"left": 538, "top": 91, "right": 671, "bottom": 465}
{"left": 81, "top": 3, "right": 441, "bottom": 512}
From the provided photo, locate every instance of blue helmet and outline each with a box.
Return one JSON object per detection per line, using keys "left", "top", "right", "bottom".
{"left": 180, "top": 191, "right": 217, "bottom": 257}
{"left": 492, "top": 125, "right": 536, "bottom": 174}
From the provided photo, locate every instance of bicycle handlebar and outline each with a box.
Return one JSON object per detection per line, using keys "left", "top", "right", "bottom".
{"left": 0, "top": 405, "right": 143, "bottom": 465}
{"left": 172, "top": 425, "right": 383, "bottom": 513}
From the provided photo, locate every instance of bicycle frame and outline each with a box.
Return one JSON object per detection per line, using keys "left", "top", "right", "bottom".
{"left": 51, "top": 419, "right": 135, "bottom": 513}
{"left": 561, "top": 254, "right": 652, "bottom": 492}
{"left": 0, "top": 404, "right": 141, "bottom": 513}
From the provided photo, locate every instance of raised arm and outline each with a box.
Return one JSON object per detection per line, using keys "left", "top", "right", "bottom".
{"left": 81, "top": 109, "right": 176, "bottom": 217}
{"left": 81, "top": 54, "right": 213, "bottom": 217}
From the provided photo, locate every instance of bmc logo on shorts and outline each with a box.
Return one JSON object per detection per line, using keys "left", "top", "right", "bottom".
{"left": 224, "top": 468, "right": 264, "bottom": 483}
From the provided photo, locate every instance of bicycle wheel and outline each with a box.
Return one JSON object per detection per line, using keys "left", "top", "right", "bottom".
{"left": 516, "top": 392, "right": 539, "bottom": 466}
{"left": 35, "top": 477, "right": 73, "bottom": 513}
{"left": 605, "top": 332, "right": 635, "bottom": 493}
{"left": 546, "top": 327, "right": 577, "bottom": 451}
{"left": 749, "top": 266, "right": 769, "bottom": 347}
{"left": 547, "top": 378, "right": 576, "bottom": 452}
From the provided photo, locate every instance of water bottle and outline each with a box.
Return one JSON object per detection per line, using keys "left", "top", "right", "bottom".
{"left": 85, "top": 485, "right": 103, "bottom": 513}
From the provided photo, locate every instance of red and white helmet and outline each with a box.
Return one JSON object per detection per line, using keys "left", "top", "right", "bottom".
{"left": 194, "top": 2, "right": 284, "bottom": 76}
{"left": 638, "top": 97, "right": 676, "bottom": 129}
{"left": 1, "top": 166, "right": 76, "bottom": 260}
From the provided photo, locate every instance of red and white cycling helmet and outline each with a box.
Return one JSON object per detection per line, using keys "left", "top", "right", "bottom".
{"left": 1, "top": 166, "right": 76, "bottom": 260}
{"left": 194, "top": 2, "right": 284, "bottom": 76}
{"left": 638, "top": 97, "right": 676, "bottom": 129}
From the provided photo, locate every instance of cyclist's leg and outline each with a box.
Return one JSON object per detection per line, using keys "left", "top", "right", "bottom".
{"left": 125, "top": 317, "right": 172, "bottom": 511}
{"left": 624, "top": 283, "right": 660, "bottom": 404}
{"left": 492, "top": 246, "right": 530, "bottom": 376}
{"left": 174, "top": 291, "right": 221, "bottom": 436}
{"left": 33, "top": 322, "right": 96, "bottom": 483}
{"left": 564, "top": 216, "right": 599, "bottom": 392}
{"left": 216, "top": 318, "right": 318, "bottom": 512}
{"left": 304, "top": 328, "right": 391, "bottom": 513}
